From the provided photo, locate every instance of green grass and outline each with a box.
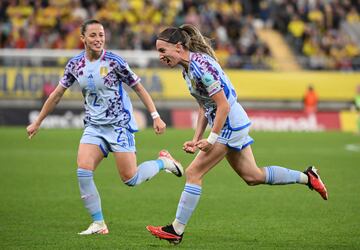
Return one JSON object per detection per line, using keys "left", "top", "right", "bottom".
{"left": 0, "top": 127, "right": 359, "bottom": 249}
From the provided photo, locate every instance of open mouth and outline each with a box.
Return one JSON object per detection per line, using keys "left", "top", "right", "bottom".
{"left": 93, "top": 43, "right": 102, "bottom": 49}
{"left": 161, "top": 57, "right": 171, "bottom": 65}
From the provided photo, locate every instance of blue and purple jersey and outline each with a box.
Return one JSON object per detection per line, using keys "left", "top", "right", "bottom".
{"left": 183, "top": 52, "right": 250, "bottom": 130}
{"left": 59, "top": 50, "right": 140, "bottom": 131}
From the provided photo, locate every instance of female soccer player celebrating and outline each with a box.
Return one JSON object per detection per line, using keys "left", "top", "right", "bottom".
{"left": 146, "top": 24, "right": 328, "bottom": 244}
{"left": 26, "top": 19, "right": 183, "bottom": 235}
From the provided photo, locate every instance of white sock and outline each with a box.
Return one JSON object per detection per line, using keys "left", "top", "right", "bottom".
{"left": 299, "top": 172, "right": 309, "bottom": 184}
{"left": 174, "top": 183, "right": 202, "bottom": 234}
{"left": 124, "top": 160, "right": 161, "bottom": 186}
{"left": 172, "top": 219, "right": 185, "bottom": 235}
{"left": 264, "top": 166, "right": 306, "bottom": 185}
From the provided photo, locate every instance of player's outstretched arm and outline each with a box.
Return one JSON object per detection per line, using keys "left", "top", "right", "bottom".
{"left": 26, "top": 85, "right": 66, "bottom": 139}
{"left": 132, "top": 83, "right": 166, "bottom": 134}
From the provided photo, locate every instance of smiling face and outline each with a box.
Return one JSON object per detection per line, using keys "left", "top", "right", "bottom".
{"left": 156, "top": 39, "right": 183, "bottom": 68}
{"left": 81, "top": 23, "right": 105, "bottom": 56}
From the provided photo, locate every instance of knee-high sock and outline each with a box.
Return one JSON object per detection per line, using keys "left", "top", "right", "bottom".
{"left": 124, "top": 160, "right": 163, "bottom": 186}
{"left": 175, "top": 183, "right": 202, "bottom": 228}
{"left": 264, "top": 166, "right": 307, "bottom": 185}
{"left": 77, "top": 168, "right": 103, "bottom": 221}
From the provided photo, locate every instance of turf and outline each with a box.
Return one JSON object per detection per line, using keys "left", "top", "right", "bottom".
{"left": 0, "top": 127, "right": 359, "bottom": 249}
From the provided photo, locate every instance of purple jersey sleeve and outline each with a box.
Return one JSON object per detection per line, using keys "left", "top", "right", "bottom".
{"left": 59, "top": 60, "right": 77, "bottom": 88}
{"left": 115, "top": 62, "right": 140, "bottom": 88}
{"left": 190, "top": 56, "right": 222, "bottom": 97}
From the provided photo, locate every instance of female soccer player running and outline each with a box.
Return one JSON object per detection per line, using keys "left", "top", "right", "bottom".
{"left": 146, "top": 24, "right": 328, "bottom": 244}
{"left": 26, "top": 19, "right": 183, "bottom": 235}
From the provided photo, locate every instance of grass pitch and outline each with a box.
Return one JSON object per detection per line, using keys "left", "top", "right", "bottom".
{"left": 0, "top": 127, "right": 359, "bottom": 249}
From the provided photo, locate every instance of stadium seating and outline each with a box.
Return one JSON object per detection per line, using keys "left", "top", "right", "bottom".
{"left": 0, "top": 0, "right": 359, "bottom": 70}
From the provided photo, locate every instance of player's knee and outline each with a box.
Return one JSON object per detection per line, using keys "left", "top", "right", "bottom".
{"left": 243, "top": 175, "right": 263, "bottom": 186}
{"left": 122, "top": 172, "right": 138, "bottom": 187}
{"left": 77, "top": 164, "right": 95, "bottom": 171}
{"left": 244, "top": 178, "right": 258, "bottom": 186}
{"left": 77, "top": 159, "right": 88, "bottom": 168}
{"left": 77, "top": 157, "right": 97, "bottom": 170}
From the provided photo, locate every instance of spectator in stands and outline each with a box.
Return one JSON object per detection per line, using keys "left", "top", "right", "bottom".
{"left": 346, "top": 6, "right": 360, "bottom": 23}
{"left": 14, "top": 28, "right": 27, "bottom": 48}
{"left": 26, "top": 19, "right": 184, "bottom": 236}
{"left": 258, "top": 0, "right": 272, "bottom": 28}
{"left": 0, "top": 0, "right": 272, "bottom": 69}
{"left": 287, "top": 14, "right": 305, "bottom": 53}
{"left": 3, "top": 0, "right": 358, "bottom": 70}
{"left": 273, "top": 0, "right": 360, "bottom": 70}
{"left": 303, "top": 84, "right": 318, "bottom": 115}
{"left": 146, "top": 24, "right": 328, "bottom": 245}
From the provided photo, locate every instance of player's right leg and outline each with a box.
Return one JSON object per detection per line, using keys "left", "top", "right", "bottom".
{"left": 77, "top": 142, "right": 108, "bottom": 235}
{"left": 147, "top": 143, "right": 228, "bottom": 244}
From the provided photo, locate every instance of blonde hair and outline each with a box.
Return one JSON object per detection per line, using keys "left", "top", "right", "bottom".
{"left": 157, "top": 24, "right": 218, "bottom": 61}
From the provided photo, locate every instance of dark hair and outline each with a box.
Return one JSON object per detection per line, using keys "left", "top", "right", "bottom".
{"left": 157, "top": 24, "right": 218, "bottom": 61}
{"left": 80, "top": 19, "right": 102, "bottom": 35}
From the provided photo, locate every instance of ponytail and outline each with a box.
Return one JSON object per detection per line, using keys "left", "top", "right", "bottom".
{"left": 157, "top": 24, "right": 218, "bottom": 61}
{"left": 179, "top": 24, "right": 218, "bottom": 61}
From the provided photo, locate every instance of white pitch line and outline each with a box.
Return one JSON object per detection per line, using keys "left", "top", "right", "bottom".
{"left": 345, "top": 144, "right": 360, "bottom": 152}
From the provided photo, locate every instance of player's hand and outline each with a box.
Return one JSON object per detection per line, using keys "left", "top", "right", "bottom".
{"left": 153, "top": 117, "right": 166, "bottom": 134}
{"left": 183, "top": 140, "right": 197, "bottom": 154}
{"left": 195, "top": 139, "right": 213, "bottom": 152}
{"left": 26, "top": 122, "right": 40, "bottom": 139}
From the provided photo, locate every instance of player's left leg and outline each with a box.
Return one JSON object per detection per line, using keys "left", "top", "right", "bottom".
{"left": 111, "top": 126, "right": 183, "bottom": 186}
{"left": 227, "top": 145, "right": 309, "bottom": 185}
{"left": 226, "top": 146, "right": 328, "bottom": 199}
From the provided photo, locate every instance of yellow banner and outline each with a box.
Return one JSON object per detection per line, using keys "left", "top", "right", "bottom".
{"left": 0, "top": 67, "right": 359, "bottom": 101}
{"left": 0, "top": 67, "right": 81, "bottom": 99}
{"left": 340, "top": 110, "right": 359, "bottom": 133}
{"left": 227, "top": 71, "right": 360, "bottom": 101}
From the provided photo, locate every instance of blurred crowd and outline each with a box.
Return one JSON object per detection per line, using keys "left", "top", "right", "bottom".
{"left": 0, "top": 0, "right": 359, "bottom": 70}
{"left": 0, "top": 0, "right": 271, "bottom": 69}
{"left": 273, "top": 0, "right": 360, "bottom": 70}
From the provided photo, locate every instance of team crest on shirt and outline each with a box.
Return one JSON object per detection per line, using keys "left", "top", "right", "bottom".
{"left": 100, "top": 66, "right": 108, "bottom": 77}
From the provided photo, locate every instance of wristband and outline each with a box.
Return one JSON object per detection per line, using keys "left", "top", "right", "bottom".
{"left": 207, "top": 132, "right": 219, "bottom": 145}
{"left": 151, "top": 111, "right": 160, "bottom": 120}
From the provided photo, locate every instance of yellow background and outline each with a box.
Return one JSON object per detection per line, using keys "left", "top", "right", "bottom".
{"left": 153, "top": 70, "right": 360, "bottom": 100}
{"left": 1, "top": 67, "right": 359, "bottom": 101}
